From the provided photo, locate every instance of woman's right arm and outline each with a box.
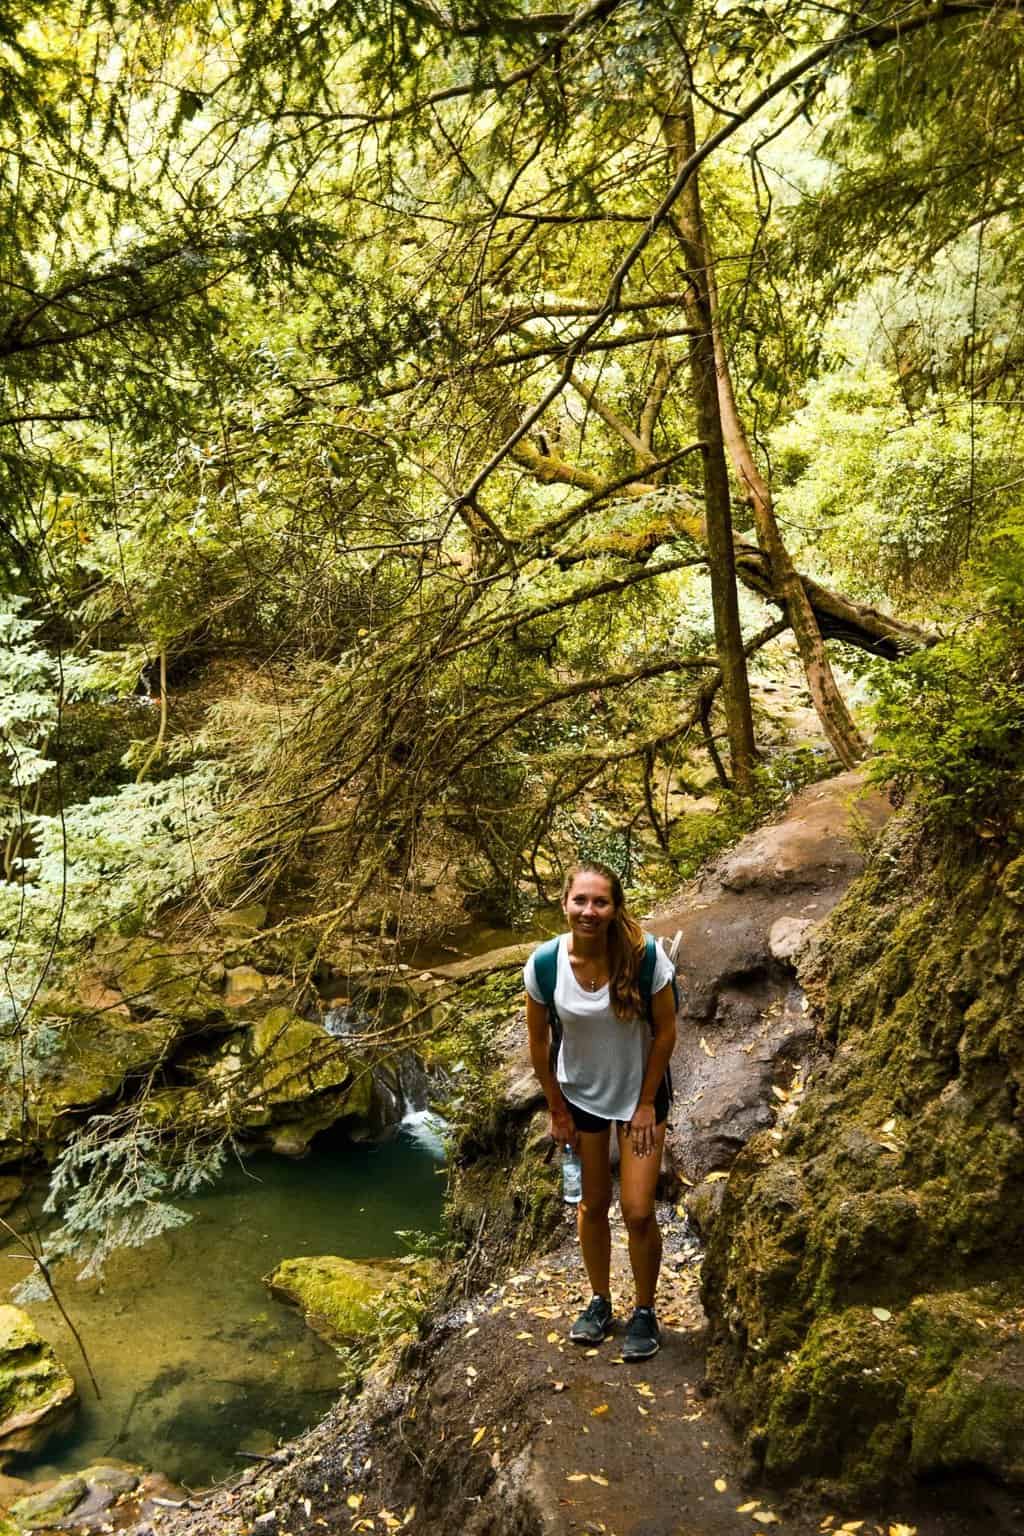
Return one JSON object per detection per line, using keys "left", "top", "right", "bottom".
{"left": 526, "top": 993, "right": 577, "bottom": 1147}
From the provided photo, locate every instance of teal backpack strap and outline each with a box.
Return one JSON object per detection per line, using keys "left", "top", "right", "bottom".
{"left": 531, "top": 936, "right": 563, "bottom": 1077}
{"left": 640, "top": 933, "right": 678, "bottom": 1103}
{"left": 639, "top": 933, "right": 658, "bottom": 1004}
{"left": 532, "top": 936, "right": 561, "bottom": 1012}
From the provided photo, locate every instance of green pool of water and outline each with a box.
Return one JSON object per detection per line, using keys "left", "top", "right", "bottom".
{"left": 1, "top": 1129, "right": 444, "bottom": 1489}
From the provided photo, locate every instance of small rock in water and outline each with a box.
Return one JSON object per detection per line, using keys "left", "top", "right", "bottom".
{"left": 10, "top": 1476, "right": 86, "bottom": 1528}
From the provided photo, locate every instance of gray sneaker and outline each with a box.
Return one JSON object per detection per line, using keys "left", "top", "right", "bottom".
{"left": 621, "top": 1306, "right": 660, "bottom": 1360}
{"left": 569, "top": 1294, "right": 614, "bottom": 1344}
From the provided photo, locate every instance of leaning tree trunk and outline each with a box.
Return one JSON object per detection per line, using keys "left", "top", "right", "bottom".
{"left": 663, "top": 81, "right": 867, "bottom": 770}
{"left": 659, "top": 134, "right": 757, "bottom": 790}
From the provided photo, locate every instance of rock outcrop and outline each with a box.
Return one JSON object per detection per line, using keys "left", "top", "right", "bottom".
{"left": 701, "top": 820, "right": 1024, "bottom": 1495}
{"left": 0, "top": 1308, "right": 76, "bottom": 1463}
{"left": 650, "top": 769, "right": 891, "bottom": 1188}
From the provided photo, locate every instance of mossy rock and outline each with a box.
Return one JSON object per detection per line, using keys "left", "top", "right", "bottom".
{"left": 91, "top": 936, "right": 227, "bottom": 1028}
{"left": 248, "top": 1009, "right": 354, "bottom": 1100}
{"left": 9, "top": 1476, "right": 86, "bottom": 1528}
{"left": 703, "top": 813, "right": 1024, "bottom": 1496}
{"left": 910, "top": 1336, "right": 1024, "bottom": 1481}
{"left": 265, "top": 1256, "right": 416, "bottom": 1344}
{"left": 0, "top": 1307, "right": 77, "bottom": 1462}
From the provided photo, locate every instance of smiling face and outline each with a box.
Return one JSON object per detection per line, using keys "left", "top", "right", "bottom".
{"left": 562, "top": 869, "right": 618, "bottom": 943}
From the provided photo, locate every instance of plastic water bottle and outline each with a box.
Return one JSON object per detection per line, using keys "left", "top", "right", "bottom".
{"left": 561, "top": 1144, "right": 582, "bottom": 1204}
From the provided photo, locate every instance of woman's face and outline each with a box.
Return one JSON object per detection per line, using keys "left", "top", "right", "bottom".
{"left": 563, "top": 871, "right": 617, "bottom": 941}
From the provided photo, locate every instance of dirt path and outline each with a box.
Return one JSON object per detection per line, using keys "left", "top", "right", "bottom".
{"left": 410, "top": 1204, "right": 1018, "bottom": 1536}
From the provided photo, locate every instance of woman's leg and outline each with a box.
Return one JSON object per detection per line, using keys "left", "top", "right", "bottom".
{"left": 617, "top": 1122, "right": 667, "bottom": 1308}
{"left": 576, "top": 1127, "right": 613, "bottom": 1296}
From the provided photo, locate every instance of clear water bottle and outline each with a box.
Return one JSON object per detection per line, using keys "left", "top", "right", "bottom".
{"left": 561, "top": 1144, "right": 582, "bottom": 1204}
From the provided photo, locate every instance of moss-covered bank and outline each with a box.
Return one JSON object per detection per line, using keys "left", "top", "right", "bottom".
{"left": 702, "top": 818, "right": 1024, "bottom": 1497}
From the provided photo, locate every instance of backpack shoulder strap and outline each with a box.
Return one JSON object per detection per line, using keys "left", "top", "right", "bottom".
{"left": 640, "top": 933, "right": 680, "bottom": 1018}
{"left": 532, "top": 936, "right": 561, "bottom": 1012}
{"left": 639, "top": 933, "right": 658, "bottom": 1003}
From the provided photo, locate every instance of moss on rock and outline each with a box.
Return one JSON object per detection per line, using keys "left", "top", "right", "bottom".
{"left": 9, "top": 1476, "right": 86, "bottom": 1528}
{"left": 702, "top": 814, "right": 1024, "bottom": 1497}
{"left": 0, "top": 1307, "right": 77, "bottom": 1463}
{"left": 265, "top": 1255, "right": 426, "bottom": 1345}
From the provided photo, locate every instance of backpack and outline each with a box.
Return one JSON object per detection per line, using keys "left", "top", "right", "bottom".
{"left": 532, "top": 933, "right": 677, "bottom": 1101}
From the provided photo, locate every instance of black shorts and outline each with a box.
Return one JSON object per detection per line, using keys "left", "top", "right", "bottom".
{"left": 565, "top": 1075, "right": 671, "bottom": 1134}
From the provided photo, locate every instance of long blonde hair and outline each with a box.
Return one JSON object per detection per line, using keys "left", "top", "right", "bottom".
{"left": 562, "top": 861, "right": 645, "bottom": 1020}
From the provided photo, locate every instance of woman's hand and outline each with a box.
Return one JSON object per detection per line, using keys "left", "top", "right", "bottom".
{"left": 550, "top": 1103, "right": 577, "bottom": 1149}
{"left": 628, "top": 1102, "right": 657, "bottom": 1158}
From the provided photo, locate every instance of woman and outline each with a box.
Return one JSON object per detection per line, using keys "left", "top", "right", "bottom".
{"left": 524, "top": 861, "right": 678, "bottom": 1360}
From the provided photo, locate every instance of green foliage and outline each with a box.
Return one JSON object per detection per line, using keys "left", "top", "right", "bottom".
{"left": 668, "top": 749, "right": 830, "bottom": 880}
{"left": 869, "top": 605, "right": 1024, "bottom": 837}
{"left": 15, "top": 1119, "right": 229, "bottom": 1294}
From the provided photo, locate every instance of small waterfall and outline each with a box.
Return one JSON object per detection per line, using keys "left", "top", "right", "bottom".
{"left": 322, "top": 1002, "right": 369, "bottom": 1037}
{"left": 397, "top": 1051, "right": 448, "bottom": 1161}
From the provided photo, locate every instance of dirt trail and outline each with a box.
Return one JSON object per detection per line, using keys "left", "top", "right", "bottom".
{"left": 398, "top": 1206, "right": 1019, "bottom": 1536}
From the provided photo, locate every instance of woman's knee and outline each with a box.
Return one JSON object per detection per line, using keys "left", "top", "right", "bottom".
{"left": 620, "top": 1199, "right": 656, "bottom": 1235}
{"left": 579, "top": 1191, "right": 612, "bottom": 1222}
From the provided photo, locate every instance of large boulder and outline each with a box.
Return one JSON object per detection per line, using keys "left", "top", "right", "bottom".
{"left": 154, "top": 1006, "right": 383, "bottom": 1157}
{"left": 701, "top": 814, "right": 1024, "bottom": 1496}
{"left": 0, "top": 1308, "right": 76, "bottom": 1463}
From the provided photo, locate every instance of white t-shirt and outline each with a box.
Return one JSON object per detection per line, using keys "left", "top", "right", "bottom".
{"left": 523, "top": 935, "right": 676, "bottom": 1121}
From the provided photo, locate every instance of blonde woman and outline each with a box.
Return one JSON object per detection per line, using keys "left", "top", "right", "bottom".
{"left": 525, "top": 862, "right": 678, "bottom": 1360}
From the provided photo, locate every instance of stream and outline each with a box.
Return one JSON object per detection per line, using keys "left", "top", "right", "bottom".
{"left": 1, "top": 1121, "right": 444, "bottom": 1489}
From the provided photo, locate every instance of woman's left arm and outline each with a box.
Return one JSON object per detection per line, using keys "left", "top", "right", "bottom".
{"left": 629, "top": 983, "right": 678, "bottom": 1155}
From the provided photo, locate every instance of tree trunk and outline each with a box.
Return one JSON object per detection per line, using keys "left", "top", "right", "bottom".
{"left": 658, "top": 129, "right": 757, "bottom": 790}
{"left": 663, "top": 81, "right": 867, "bottom": 770}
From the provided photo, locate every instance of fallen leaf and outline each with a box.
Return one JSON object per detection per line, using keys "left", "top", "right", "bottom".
{"left": 464, "top": 1327, "right": 479, "bottom": 1338}
{"left": 346, "top": 1495, "right": 363, "bottom": 1512}
{"left": 466, "top": 1365, "right": 478, "bottom": 1378}
{"left": 871, "top": 1308, "right": 892, "bottom": 1322}
{"left": 881, "top": 1117, "right": 897, "bottom": 1133}
{"left": 752, "top": 1513, "right": 781, "bottom": 1526}
{"left": 552, "top": 1381, "right": 566, "bottom": 1392}
{"left": 737, "top": 1502, "right": 760, "bottom": 1514}
{"left": 401, "top": 1508, "right": 416, "bottom": 1528}
{"left": 591, "top": 1404, "right": 609, "bottom": 1417}
{"left": 634, "top": 1383, "right": 655, "bottom": 1397}
{"left": 839, "top": 1524, "right": 864, "bottom": 1533}
{"left": 566, "top": 1473, "right": 589, "bottom": 1483}
{"left": 637, "top": 1405, "right": 649, "bottom": 1416}
{"left": 547, "top": 1331, "right": 560, "bottom": 1343}
{"left": 888, "top": 1526, "right": 917, "bottom": 1536}
{"left": 714, "top": 1478, "right": 727, "bottom": 1492}
{"left": 699, "top": 1036, "right": 716, "bottom": 1057}
{"left": 589, "top": 1474, "right": 609, "bottom": 1486}
{"left": 705, "top": 1170, "right": 729, "bottom": 1182}
{"left": 585, "top": 1348, "right": 599, "bottom": 1357}
{"left": 471, "top": 1427, "right": 486, "bottom": 1447}
{"left": 516, "top": 1331, "right": 533, "bottom": 1341}
{"left": 772, "top": 1085, "right": 789, "bottom": 1102}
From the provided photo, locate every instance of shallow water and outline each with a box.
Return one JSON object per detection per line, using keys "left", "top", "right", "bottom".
{"left": 1, "top": 1127, "right": 444, "bottom": 1489}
